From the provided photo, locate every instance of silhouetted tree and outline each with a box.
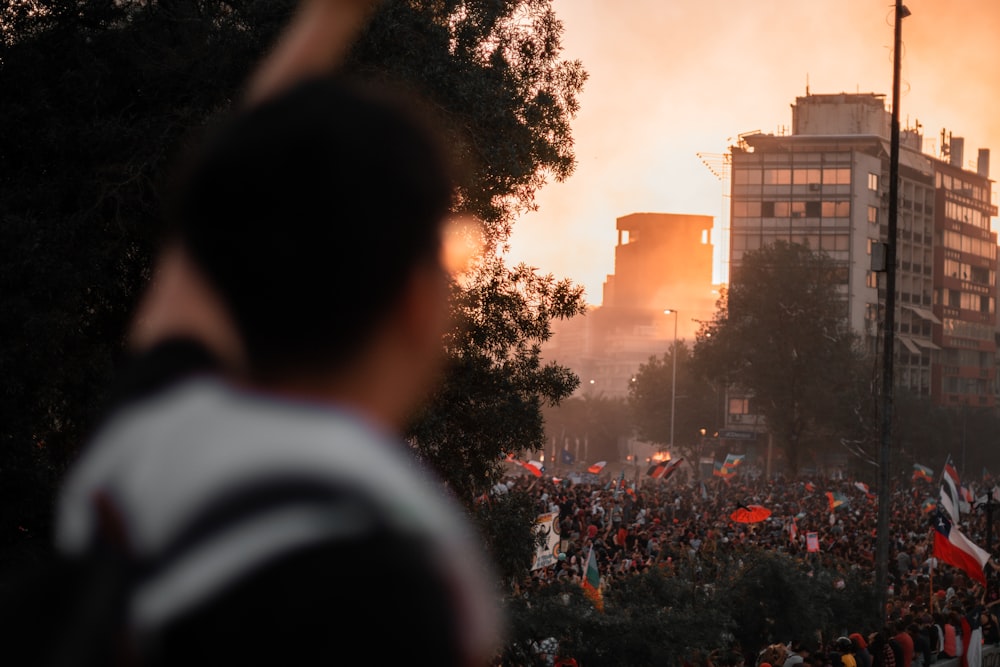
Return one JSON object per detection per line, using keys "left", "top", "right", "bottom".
{"left": 541, "top": 392, "right": 634, "bottom": 468}
{"left": 693, "top": 242, "right": 868, "bottom": 474}
{"left": 629, "top": 340, "right": 723, "bottom": 458}
{"left": 0, "top": 0, "right": 586, "bottom": 565}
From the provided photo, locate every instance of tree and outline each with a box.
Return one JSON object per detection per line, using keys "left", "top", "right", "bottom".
{"left": 693, "top": 241, "right": 868, "bottom": 475}
{"left": 541, "top": 393, "right": 634, "bottom": 468}
{"left": 628, "top": 340, "right": 722, "bottom": 458}
{"left": 0, "top": 0, "right": 586, "bottom": 563}
{"left": 410, "top": 256, "right": 584, "bottom": 504}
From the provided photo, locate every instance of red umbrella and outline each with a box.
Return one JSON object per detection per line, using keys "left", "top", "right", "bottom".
{"left": 730, "top": 504, "right": 772, "bottom": 523}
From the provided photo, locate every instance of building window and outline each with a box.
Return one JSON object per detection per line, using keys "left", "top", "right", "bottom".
{"left": 824, "top": 167, "right": 851, "bottom": 185}
{"left": 764, "top": 168, "right": 792, "bottom": 185}
{"left": 868, "top": 172, "right": 879, "bottom": 191}
{"left": 822, "top": 201, "right": 851, "bottom": 217}
{"left": 794, "top": 168, "right": 822, "bottom": 185}
{"left": 868, "top": 206, "right": 879, "bottom": 224}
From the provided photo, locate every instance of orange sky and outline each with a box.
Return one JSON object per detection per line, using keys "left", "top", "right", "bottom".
{"left": 506, "top": 0, "right": 1000, "bottom": 306}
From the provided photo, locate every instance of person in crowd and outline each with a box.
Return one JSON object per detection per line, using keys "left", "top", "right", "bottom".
{"left": 784, "top": 640, "right": 811, "bottom": 667}
{"left": 850, "top": 632, "right": 873, "bottom": 667}
{"left": 938, "top": 610, "right": 958, "bottom": 660}
{"left": 906, "top": 622, "right": 930, "bottom": 667}
{"left": 982, "top": 600, "right": 1000, "bottom": 645}
{"left": 51, "top": 0, "right": 503, "bottom": 664}
{"left": 835, "top": 636, "right": 858, "bottom": 667}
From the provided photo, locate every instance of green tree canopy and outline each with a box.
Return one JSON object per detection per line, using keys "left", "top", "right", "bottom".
{"left": 541, "top": 392, "right": 634, "bottom": 468}
{"left": 628, "top": 340, "right": 722, "bottom": 457}
{"left": 0, "top": 0, "right": 586, "bottom": 563}
{"left": 693, "top": 241, "right": 868, "bottom": 474}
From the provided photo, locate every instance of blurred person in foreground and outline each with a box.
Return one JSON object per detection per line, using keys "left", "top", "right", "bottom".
{"left": 49, "top": 0, "right": 502, "bottom": 664}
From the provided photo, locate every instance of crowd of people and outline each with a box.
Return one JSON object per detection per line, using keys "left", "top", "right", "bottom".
{"left": 499, "top": 462, "right": 1000, "bottom": 666}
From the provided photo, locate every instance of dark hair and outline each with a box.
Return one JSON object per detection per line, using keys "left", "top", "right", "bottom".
{"left": 168, "top": 76, "right": 454, "bottom": 378}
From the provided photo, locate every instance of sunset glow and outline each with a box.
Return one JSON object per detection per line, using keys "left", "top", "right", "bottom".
{"left": 508, "top": 0, "right": 1000, "bottom": 306}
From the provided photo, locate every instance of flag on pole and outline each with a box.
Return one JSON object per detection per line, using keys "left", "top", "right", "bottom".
{"left": 522, "top": 460, "right": 544, "bottom": 477}
{"left": 648, "top": 457, "right": 683, "bottom": 480}
{"left": 826, "top": 491, "right": 848, "bottom": 510}
{"left": 612, "top": 469, "right": 625, "bottom": 499}
{"left": 647, "top": 461, "right": 667, "bottom": 478}
{"left": 587, "top": 460, "right": 607, "bottom": 474}
{"left": 931, "top": 508, "right": 989, "bottom": 586}
{"left": 921, "top": 498, "right": 938, "bottom": 514}
{"left": 941, "top": 456, "right": 962, "bottom": 523}
{"left": 581, "top": 544, "right": 604, "bottom": 611}
{"left": 713, "top": 461, "right": 736, "bottom": 480}
{"left": 854, "top": 481, "right": 873, "bottom": 496}
{"left": 913, "top": 463, "right": 934, "bottom": 482}
{"left": 723, "top": 453, "right": 746, "bottom": 469}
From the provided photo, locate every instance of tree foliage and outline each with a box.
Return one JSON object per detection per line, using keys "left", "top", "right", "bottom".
{"left": 410, "top": 256, "right": 584, "bottom": 504}
{"left": 693, "top": 242, "right": 868, "bottom": 474}
{"left": 541, "top": 393, "right": 634, "bottom": 467}
{"left": 0, "top": 0, "right": 586, "bottom": 561}
{"left": 501, "top": 549, "right": 873, "bottom": 667}
{"left": 350, "top": 0, "right": 586, "bottom": 243}
{"left": 629, "top": 341, "right": 722, "bottom": 455}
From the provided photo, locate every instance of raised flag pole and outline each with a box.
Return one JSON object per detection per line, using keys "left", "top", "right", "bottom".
{"left": 929, "top": 556, "right": 934, "bottom": 611}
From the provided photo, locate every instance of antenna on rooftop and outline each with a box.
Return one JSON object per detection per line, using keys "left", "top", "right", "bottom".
{"left": 697, "top": 152, "right": 730, "bottom": 181}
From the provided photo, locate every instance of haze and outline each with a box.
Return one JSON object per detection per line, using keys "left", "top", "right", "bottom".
{"left": 508, "top": 0, "right": 1000, "bottom": 305}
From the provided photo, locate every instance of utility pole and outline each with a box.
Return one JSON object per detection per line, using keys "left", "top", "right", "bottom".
{"left": 875, "top": 0, "right": 911, "bottom": 625}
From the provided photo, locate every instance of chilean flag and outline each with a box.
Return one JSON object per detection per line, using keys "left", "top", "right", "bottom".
{"left": 522, "top": 460, "right": 544, "bottom": 477}
{"left": 648, "top": 458, "right": 683, "bottom": 480}
{"left": 588, "top": 461, "right": 607, "bottom": 474}
{"left": 932, "top": 509, "right": 989, "bottom": 586}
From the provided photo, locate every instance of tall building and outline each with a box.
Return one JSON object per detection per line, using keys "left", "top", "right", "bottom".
{"left": 546, "top": 212, "right": 719, "bottom": 399}
{"left": 728, "top": 92, "right": 996, "bottom": 413}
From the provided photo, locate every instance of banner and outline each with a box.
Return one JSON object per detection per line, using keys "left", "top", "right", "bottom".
{"left": 806, "top": 532, "right": 820, "bottom": 552}
{"left": 530, "top": 512, "right": 561, "bottom": 571}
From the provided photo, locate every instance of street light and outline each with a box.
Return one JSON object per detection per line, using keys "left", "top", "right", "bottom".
{"left": 664, "top": 309, "right": 679, "bottom": 452}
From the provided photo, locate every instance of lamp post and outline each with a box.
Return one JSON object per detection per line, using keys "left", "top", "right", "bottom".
{"left": 664, "top": 309, "right": 679, "bottom": 452}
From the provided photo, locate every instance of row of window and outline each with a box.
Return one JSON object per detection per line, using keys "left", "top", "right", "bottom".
{"left": 940, "top": 348, "right": 994, "bottom": 367}
{"left": 942, "top": 318, "right": 995, "bottom": 341}
{"left": 940, "top": 230, "right": 998, "bottom": 258}
{"left": 937, "top": 172, "right": 990, "bottom": 204}
{"left": 944, "top": 200, "right": 992, "bottom": 229}
{"left": 732, "top": 200, "right": 851, "bottom": 218}
{"left": 732, "top": 167, "right": 853, "bottom": 186}
{"left": 732, "top": 232, "right": 851, "bottom": 252}
{"left": 942, "top": 258, "right": 993, "bottom": 285}
{"left": 942, "top": 289, "right": 995, "bottom": 314}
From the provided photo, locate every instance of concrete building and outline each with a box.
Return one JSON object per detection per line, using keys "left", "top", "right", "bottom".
{"left": 728, "top": 92, "right": 997, "bottom": 417}
{"left": 545, "top": 212, "right": 719, "bottom": 400}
